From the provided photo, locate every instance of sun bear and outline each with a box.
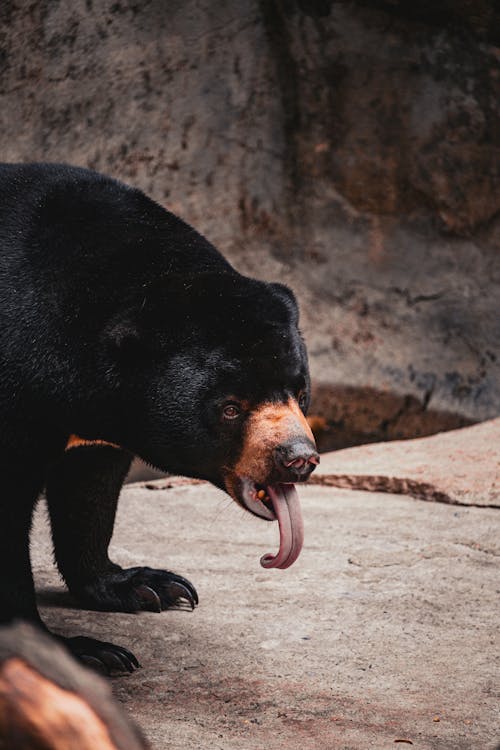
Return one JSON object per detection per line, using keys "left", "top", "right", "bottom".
{"left": 0, "top": 163, "right": 318, "bottom": 671}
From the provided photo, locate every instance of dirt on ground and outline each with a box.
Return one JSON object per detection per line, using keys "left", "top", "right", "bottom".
{"left": 31, "top": 478, "right": 499, "bottom": 750}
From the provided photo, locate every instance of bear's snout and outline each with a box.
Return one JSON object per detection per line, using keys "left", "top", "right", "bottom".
{"left": 231, "top": 397, "right": 318, "bottom": 487}
{"left": 273, "top": 439, "right": 320, "bottom": 481}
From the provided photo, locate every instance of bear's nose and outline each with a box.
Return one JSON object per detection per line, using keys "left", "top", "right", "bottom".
{"left": 274, "top": 440, "right": 320, "bottom": 481}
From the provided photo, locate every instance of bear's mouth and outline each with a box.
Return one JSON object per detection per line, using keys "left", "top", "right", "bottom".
{"left": 231, "top": 478, "right": 304, "bottom": 570}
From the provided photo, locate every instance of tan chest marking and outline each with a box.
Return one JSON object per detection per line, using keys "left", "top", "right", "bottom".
{"left": 66, "top": 435, "right": 120, "bottom": 451}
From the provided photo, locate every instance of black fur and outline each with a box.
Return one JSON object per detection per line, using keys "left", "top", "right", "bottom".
{"left": 0, "top": 163, "right": 311, "bottom": 671}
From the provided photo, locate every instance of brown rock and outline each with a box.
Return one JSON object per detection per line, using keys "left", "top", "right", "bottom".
{"left": 0, "top": 623, "right": 148, "bottom": 750}
{"left": 308, "top": 384, "right": 474, "bottom": 452}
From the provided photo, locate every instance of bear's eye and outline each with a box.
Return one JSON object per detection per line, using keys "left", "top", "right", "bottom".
{"left": 222, "top": 403, "right": 241, "bottom": 420}
{"left": 298, "top": 390, "right": 307, "bottom": 410}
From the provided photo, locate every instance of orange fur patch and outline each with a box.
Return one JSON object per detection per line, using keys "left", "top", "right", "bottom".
{"left": 66, "top": 435, "right": 119, "bottom": 451}
{"left": 233, "top": 398, "right": 315, "bottom": 483}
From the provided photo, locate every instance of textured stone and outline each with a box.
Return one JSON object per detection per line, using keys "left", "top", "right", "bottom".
{"left": 30, "top": 483, "right": 499, "bottom": 749}
{"left": 314, "top": 417, "right": 500, "bottom": 506}
{"left": 308, "top": 383, "right": 474, "bottom": 452}
{"left": 0, "top": 0, "right": 499, "bottom": 428}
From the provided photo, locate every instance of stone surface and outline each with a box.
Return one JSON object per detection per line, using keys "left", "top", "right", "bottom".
{"left": 307, "top": 384, "right": 475, "bottom": 453}
{"left": 31, "top": 482, "right": 499, "bottom": 749}
{"left": 0, "top": 0, "right": 499, "bottom": 429}
{"left": 314, "top": 417, "right": 500, "bottom": 507}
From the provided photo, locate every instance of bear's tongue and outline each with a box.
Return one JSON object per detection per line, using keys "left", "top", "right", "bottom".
{"left": 260, "top": 484, "right": 304, "bottom": 569}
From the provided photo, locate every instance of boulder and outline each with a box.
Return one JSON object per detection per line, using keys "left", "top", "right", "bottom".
{"left": 313, "top": 417, "right": 500, "bottom": 507}
{"left": 0, "top": 622, "right": 148, "bottom": 749}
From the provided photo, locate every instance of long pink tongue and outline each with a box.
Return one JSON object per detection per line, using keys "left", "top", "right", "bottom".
{"left": 260, "top": 484, "right": 304, "bottom": 569}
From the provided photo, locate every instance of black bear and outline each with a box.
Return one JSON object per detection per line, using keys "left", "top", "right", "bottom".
{"left": 0, "top": 163, "right": 319, "bottom": 672}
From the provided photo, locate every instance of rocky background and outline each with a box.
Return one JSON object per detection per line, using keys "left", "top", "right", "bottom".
{"left": 1, "top": 0, "right": 498, "bottom": 448}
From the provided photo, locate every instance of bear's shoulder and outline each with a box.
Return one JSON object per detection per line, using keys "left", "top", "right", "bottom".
{"left": 0, "top": 162, "right": 231, "bottom": 279}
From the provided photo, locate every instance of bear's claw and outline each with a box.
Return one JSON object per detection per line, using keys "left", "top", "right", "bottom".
{"left": 131, "top": 570, "right": 198, "bottom": 611}
{"left": 73, "top": 566, "right": 199, "bottom": 613}
{"left": 134, "top": 583, "right": 162, "bottom": 612}
{"left": 64, "top": 635, "right": 140, "bottom": 675}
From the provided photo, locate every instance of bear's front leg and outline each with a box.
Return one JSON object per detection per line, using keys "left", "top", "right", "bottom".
{"left": 0, "top": 441, "right": 139, "bottom": 674}
{"left": 0, "top": 457, "right": 45, "bottom": 627}
{"left": 46, "top": 444, "right": 198, "bottom": 614}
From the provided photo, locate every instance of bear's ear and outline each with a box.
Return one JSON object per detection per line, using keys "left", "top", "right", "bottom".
{"left": 270, "top": 282, "right": 299, "bottom": 324}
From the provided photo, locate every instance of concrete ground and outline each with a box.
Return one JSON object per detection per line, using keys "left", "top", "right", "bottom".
{"left": 30, "top": 480, "right": 499, "bottom": 750}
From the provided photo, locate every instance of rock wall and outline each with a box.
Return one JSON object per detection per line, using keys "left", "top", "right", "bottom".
{"left": 1, "top": 0, "right": 498, "bottom": 444}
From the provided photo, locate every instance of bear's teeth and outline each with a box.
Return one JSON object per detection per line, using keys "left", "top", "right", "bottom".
{"left": 239, "top": 480, "right": 275, "bottom": 520}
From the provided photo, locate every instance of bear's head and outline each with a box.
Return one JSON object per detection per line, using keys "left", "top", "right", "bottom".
{"left": 105, "top": 272, "right": 319, "bottom": 569}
